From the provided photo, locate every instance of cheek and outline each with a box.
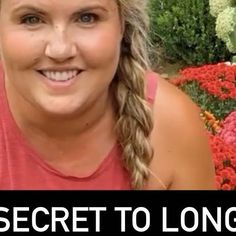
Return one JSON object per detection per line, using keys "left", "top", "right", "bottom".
{"left": 0, "top": 30, "right": 44, "bottom": 69}
{"left": 78, "top": 29, "right": 122, "bottom": 69}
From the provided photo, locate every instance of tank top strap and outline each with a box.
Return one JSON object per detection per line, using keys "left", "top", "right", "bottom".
{"left": 146, "top": 71, "right": 159, "bottom": 104}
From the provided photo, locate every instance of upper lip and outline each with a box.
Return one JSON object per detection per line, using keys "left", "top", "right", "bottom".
{"left": 37, "top": 67, "right": 83, "bottom": 72}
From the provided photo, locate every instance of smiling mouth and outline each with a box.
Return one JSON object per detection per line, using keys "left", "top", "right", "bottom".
{"left": 38, "top": 69, "right": 82, "bottom": 82}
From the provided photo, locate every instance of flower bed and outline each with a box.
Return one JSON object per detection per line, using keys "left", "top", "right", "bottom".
{"left": 171, "top": 62, "right": 236, "bottom": 190}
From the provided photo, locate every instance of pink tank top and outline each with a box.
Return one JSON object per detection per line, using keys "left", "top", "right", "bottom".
{"left": 0, "top": 68, "right": 158, "bottom": 190}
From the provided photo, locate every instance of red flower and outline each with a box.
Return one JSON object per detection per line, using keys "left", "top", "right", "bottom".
{"left": 172, "top": 63, "right": 236, "bottom": 100}
{"left": 171, "top": 63, "right": 236, "bottom": 190}
{"left": 209, "top": 134, "right": 236, "bottom": 190}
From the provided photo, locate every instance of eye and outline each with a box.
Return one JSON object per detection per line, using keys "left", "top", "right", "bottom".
{"left": 21, "top": 15, "right": 43, "bottom": 25}
{"left": 78, "top": 13, "right": 98, "bottom": 24}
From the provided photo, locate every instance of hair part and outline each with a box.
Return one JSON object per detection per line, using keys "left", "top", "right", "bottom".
{"left": 114, "top": 0, "right": 154, "bottom": 189}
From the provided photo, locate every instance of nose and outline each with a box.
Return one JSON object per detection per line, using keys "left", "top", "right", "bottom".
{"left": 45, "top": 27, "right": 77, "bottom": 62}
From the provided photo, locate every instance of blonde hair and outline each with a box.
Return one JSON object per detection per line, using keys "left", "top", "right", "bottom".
{"left": 114, "top": 0, "right": 154, "bottom": 189}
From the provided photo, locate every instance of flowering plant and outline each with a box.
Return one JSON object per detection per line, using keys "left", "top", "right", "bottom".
{"left": 171, "top": 62, "right": 236, "bottom": 190}
{"left": 209, "top": 0, "right": 236, "bottom": 62}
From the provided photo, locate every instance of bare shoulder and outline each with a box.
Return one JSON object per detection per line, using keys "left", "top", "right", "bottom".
{"left": 146, "top": 74, "right": 216, "bottom": 190}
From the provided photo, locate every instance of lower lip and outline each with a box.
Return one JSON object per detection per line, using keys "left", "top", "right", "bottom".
{"left": 38, "top": 71, "right": 82, "bottom": 90}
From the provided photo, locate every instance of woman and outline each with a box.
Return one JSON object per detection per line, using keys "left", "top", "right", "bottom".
{"left": 0, "top": 0, "right": 216, "bottom": 189}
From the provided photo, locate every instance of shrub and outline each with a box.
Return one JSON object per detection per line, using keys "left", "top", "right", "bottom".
{"left": 148, "top": 0, "right": 231, "bottom": 66}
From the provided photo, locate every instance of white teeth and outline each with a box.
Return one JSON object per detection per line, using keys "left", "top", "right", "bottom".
{"left": 41, "top": 70, "right": 79, "bottom": 81}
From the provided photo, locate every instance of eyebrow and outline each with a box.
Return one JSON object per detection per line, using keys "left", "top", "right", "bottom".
{"left": 11, "top": 4, "right": 109, "bottom": 15}
{"left": 11, "top": 6, "right": 46, "bottom": 15}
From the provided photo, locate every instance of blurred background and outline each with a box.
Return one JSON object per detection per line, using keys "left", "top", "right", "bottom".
{"left": 148, "top": 0, "right": 236, "bottom": 190}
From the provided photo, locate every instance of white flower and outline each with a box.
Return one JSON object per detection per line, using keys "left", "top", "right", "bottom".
{"left": 216, "top": 7, "right": 236, "bottom": 40}
{"left": 215, "top": 6, "right": 236, "bottom": 53}
{"left": 209, "top": 0, "right": 232, "bottom": 17}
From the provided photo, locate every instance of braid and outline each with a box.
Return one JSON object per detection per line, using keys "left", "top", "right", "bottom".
{"left": 115, "top": 56, "right": 153, "bottom": 190}
{"left": 114, "top": 0, "right": 154, "bottom": 190}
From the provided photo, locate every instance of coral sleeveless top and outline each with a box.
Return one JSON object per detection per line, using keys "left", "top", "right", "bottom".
{"left": 0, "top": 68, "right": 158, "bottom": 190}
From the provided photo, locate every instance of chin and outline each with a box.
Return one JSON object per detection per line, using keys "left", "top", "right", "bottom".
{"left": 42, "top": 107, "right": 80, "bottom": 118}
{"left": 37, "top": 101, "right": 82, "bottom": 118}
{"left": 35, "top": 94, "right": 85, "bottom": 116}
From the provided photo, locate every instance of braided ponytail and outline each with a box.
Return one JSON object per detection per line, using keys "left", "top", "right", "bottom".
{"left": 114, "top": 0, "right": 154, "bottom": 189}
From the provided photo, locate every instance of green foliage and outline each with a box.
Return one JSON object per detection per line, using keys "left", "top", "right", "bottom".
{"left": 180, "top": 81, "right": 236, "bottom": 120}
{"left": 148, "top": 0, "right": 231, "bottom": 66}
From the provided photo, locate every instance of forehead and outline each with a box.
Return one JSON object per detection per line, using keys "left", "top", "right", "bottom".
{"left": 1, "top": 0, "right": 118, "bottom": 11}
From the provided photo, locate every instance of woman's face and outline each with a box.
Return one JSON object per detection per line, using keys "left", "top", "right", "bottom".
{"left": 0, "top": 0, "right": 123, "bottom": 115}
